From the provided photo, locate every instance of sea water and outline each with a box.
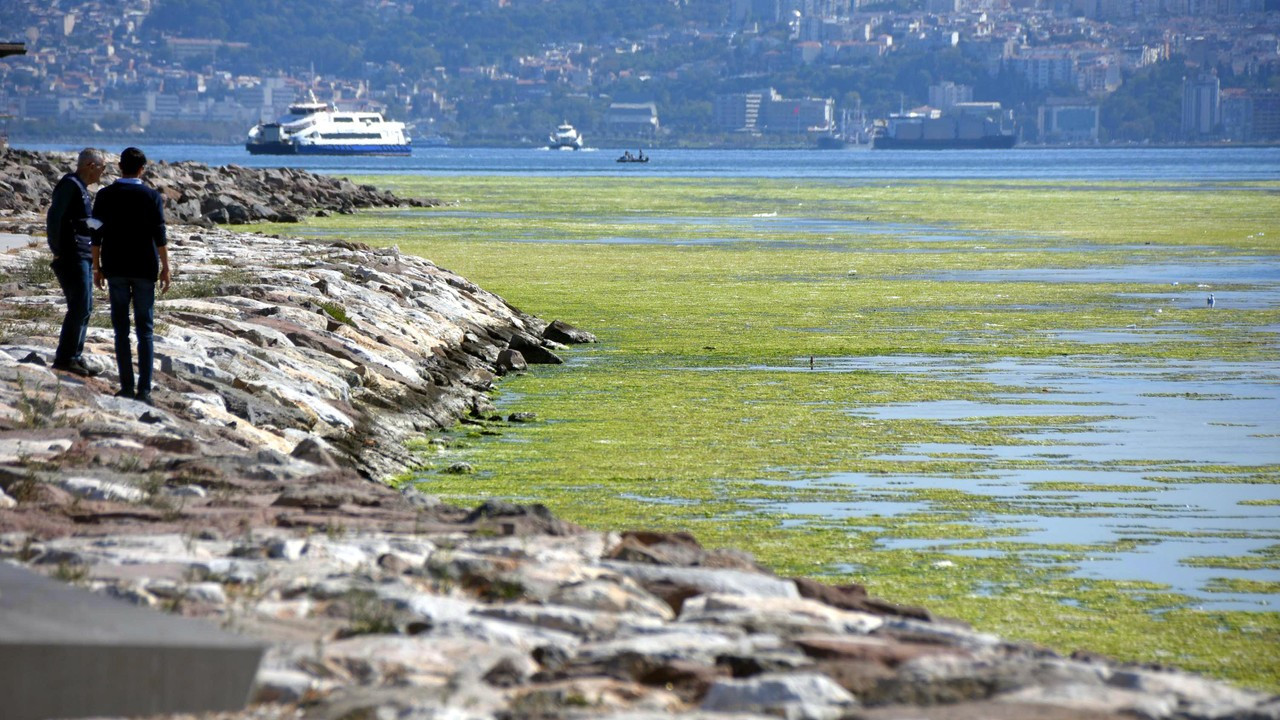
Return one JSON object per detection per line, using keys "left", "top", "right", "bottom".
{"left": 15, "top": 142, "right": 1280, "bottom": 182}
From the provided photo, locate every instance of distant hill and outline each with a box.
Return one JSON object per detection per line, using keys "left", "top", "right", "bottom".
{"left": 143, "top": 0, "right": 731, "bottom": 76}
{"left": 3, "top": 0, "right": 1237, "bottom": 145}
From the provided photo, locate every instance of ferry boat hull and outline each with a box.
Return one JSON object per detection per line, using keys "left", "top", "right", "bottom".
{"left": 872, "top": 135, "right": 1016, "bottom": 150}
{"left": 244, "top": 140, "right": 296, "bottom": 155}
{"left": 246, "top": 141, "right": 413, "bottom": 155}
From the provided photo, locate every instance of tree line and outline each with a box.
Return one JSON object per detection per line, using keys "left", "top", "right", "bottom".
{"left": 128, "top": 0, "right": 1259, "bottom": 143}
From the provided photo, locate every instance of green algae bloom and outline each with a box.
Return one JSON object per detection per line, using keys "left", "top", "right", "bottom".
{"left": 264, "top": 176, "right": 1280, "bottom": 692}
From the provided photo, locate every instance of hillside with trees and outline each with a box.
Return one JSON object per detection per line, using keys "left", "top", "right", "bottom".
{"left": 4, "top": 0, "right": 1274, "bottom": 145}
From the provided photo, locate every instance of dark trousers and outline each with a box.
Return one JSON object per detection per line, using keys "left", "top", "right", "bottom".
{"left": 107, "top": 277, "right": 156, "bottom": 396}
{"left": 52, "top": 256, "right": 93, "bottom": 365}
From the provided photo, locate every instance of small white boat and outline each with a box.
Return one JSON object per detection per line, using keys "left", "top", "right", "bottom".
{"left": 416, "top": 133, "right": 450, "bottom": 147}
{"left": 548, "top": 122, "right": 584, "bottom": 150}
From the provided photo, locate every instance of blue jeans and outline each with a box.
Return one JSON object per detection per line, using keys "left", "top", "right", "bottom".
{"left": 107, "top": 277, "right": 156, "bottom": 396}
{"left": 52, "top": 256, "right": 93, "bottom": 365}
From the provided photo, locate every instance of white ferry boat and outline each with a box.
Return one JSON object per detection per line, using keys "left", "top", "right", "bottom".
{"left": 246, "top": 98, "right": 411, "bottom": 155}
{"left": 548, "top": 122, "right": 584, "bottom": 150}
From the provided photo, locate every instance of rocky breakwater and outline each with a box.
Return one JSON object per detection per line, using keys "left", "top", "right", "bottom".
{"left": 0, "top": 220, "right": 589, "bottom": 537}
{"left": 2, "top": 513, "right": 1277, "bottom": 719}
{"left": 0, "top": 147, "right": 435, "bottom": 226}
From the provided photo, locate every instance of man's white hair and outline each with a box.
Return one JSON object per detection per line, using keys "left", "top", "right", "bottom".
{"left": 76, "top": 147, "right": 104, "bottom": 168}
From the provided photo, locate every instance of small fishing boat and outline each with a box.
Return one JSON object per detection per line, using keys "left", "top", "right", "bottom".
{"left": 616, "top": 150, "right": 649, "bottom": 163}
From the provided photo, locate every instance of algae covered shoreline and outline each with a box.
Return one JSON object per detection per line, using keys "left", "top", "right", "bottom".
{"left": 267, "top": 175, "right": 1280, "bottom": 691}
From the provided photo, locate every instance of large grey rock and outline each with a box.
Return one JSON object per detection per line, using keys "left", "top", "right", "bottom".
{"left": 995, "top": 682, "right": 1177, "bottom": 719}
{"left": 881, "top": 615, "right": 1001, "bottom": 650}
{"left": 0, "top": 435, "right": 73, "bottom": 463}
{"left": 679, "top": 593, "right": 884, "bottom": 635}
{"left": 473, "top": 603, "right": 661, "bottom": 640}
{"left": 508, "top": 333, "right": 564, "bottom": 364}
{"left": 602, "top": 561, "right": 800, "bottom": 599}
{"left": 700, "top": 672, "right": 858, "bottom": 720}
{"left": 575, "top": 627, "right": 753, "bottom": 666}
{"left": 0, "top": 563, "right": 264, "bottom": 720}
{"left": 549, "top": 578, "right": 676, "bottom": 620}
{"left": 495, "top": 347, "right": 527, "bottom": 374}
{"left": 1106, "top": 668, "right": 1272, "bottom": 718}
{"left": 312, "top": 634, "right": 537, "bottom": 689}
{"left": 542, "top": 319, "right": 598, "bottom": 344}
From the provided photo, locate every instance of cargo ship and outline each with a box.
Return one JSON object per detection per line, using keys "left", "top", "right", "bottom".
{"left": 872, "top": 102, "right": 1016, "bottom": 150}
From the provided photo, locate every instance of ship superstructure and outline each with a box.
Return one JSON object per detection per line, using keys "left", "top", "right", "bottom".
{"left": 873, "top": 102, "right": 1016, "bottom": 150}
{"left": 548, "top": 122, "right": 585, "bottom": 150}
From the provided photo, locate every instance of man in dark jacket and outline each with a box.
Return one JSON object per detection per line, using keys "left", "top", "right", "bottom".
{"left": 46, "top": 148, "right": 106, "bottom": 375}
{"left": 91, "top": 147, "right": 170, "bottom": 405}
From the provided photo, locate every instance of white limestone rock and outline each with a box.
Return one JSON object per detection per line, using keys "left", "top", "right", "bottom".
{"left": 431, "top": 615, "right": 582, "bottom": 655}
{"left": 300, "top": 540, "right": 374, "bottom": 568}
{"left": 575, "top": 627, "right": 751, "bottom": 666}
{"left": 512, "top": 678, "right": 684, "bottom": 715}
{"left": 679, "top": 593, "right": 884, "bottom": 635}
{"left": 467, "top": 531, "right": 612, "bottom": 565}
{"left": 549, "top": 578, "right": 676, "bottom": 620}
{"left": 252, "top": 668, "right": 323, "bottom": 705}
{"left": 54, "top": 476, "right": 145, "bottom": 503}
{"left": 997, "top": 682, "right": 1177, "bottom": 719}
{"left": 601, "top": 562, "right": 801, "bottom": 599}
{"left": 473, "top": 603, "right": 662, "bottom": 640}
{"left": 314, "top": 635, "right": 534, "bottom": 688}
{"left": 378, "top": 588, "right": 477, "bottom": 625}
{"left": 1107, "top": 668, "right": 1272, "bottom": 718}
{"left": 183, "top": 581, "right": 229, "bottom": 605}
{"left": 881, "top": 615, "right": 1002, "bottom": 650}
{"left": 0, "top": 436, "right": 72, "bottom": 463}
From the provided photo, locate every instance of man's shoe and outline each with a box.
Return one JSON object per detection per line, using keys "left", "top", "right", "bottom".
{"left": 134, "top": 392, "right": 153, "bottom": 406}
{"left": 51, "top": 357, "right": 101, "bottom": 377}
{"left": 113, "top": 389, "right": 135, "bottom": 399}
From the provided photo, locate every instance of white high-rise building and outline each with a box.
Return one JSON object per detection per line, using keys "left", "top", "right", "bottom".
{"left": 929, "top": 82, "right": 973, "bottom": 111}
{"left": 1181, "top": 73, "right": 1220, "bottom": 138}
